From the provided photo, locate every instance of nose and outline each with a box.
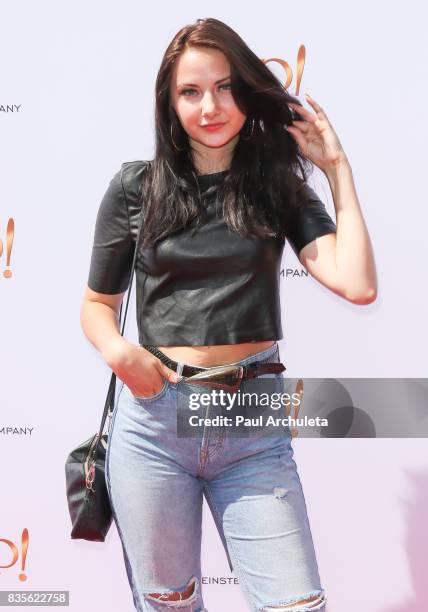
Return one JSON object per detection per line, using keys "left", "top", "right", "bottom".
{"left": 200, "top": 91, "right": 220, "bottom": 118}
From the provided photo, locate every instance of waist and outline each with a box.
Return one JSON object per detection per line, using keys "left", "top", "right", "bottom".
{"left": 143, "top": 341, "right": 283, "bottom": 385}
{"left": 153, "top": 340, "right": 276, "bottom": 368}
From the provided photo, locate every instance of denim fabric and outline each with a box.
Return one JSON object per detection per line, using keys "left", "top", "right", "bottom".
{"left": 105, "top": 342, "right": 326, "bottom": 611}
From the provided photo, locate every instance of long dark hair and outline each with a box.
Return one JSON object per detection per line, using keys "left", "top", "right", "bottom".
{"left": 140, "top": 17, "right": 314, "bottom": 249}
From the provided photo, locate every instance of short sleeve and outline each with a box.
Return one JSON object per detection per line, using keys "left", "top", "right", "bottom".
{"left": 285, "top": 183, "right": 337, "bottom": 257}
{"left": 87, "top": 166, "right": 135, "bottom": 294}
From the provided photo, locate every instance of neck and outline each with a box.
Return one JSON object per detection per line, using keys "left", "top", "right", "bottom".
{"left": 189, "top": 134, "right": 238, "bottom": 175}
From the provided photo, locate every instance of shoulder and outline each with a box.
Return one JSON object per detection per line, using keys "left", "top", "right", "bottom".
{"left": 292, "top": 175, "right": 321, "bottom": 205}
{"left": 95, "top": 160, "right": 151, "bottom": 223}
{"left": 120, "top": 160, "right": 152, "bottom": 204}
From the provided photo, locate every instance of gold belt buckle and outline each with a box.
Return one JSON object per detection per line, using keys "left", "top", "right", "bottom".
{"left": 183, "top": 364, "right": 244, "bottom": 393}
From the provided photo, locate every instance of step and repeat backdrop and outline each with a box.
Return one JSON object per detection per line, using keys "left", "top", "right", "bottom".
{"left": 1, "top": 1, "right": 427, "bottom": 611}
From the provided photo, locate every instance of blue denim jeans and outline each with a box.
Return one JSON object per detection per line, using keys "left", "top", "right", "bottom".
{"left": 105, "top": 342, "right": 326, "bottom": 611}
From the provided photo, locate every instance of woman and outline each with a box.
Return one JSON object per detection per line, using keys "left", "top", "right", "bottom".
{"left": 81, "top": 17, "right": 376, "bottom": 612}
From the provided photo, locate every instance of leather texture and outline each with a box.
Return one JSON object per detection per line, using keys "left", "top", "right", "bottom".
{"left": 65, "top": 433, "right": 112, "bottom": 541}
{"left": 87, "top": 161, "right": 337, "bottom": 347}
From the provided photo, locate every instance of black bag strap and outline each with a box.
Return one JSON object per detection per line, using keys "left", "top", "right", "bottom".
{"left": 94, "top": 163, "right": 147, "bottom": 443}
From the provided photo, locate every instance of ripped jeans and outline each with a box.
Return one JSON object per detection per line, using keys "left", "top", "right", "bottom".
{"left": 105, "top": 342, "right": 326, "bottom": 611}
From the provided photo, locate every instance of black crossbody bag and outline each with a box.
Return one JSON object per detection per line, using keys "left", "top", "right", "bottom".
{"left": 64, "top": 174, "right": 145, "bottom": 542}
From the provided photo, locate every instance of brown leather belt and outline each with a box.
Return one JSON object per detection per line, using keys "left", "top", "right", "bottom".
{"left": 142, "top": 345, "right": 286, "bottom": 392}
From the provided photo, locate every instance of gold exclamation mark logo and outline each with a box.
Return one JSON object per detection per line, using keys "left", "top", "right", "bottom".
{"left": 295, "top": 45, "right": 305, "bottom": 96}
{"left": 18, "top": 528, "right": 29, "bottom": 581}
{"left": 2, "top": 217, "right": 15, "bottom": 278}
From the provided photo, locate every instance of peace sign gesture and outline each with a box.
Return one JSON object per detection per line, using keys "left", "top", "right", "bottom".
{"left": 287, "top": 93, "right": 348, "bottom": 173}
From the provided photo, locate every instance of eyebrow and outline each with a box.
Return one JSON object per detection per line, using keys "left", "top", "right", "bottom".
{"left": 177, "top": 75, "right": 231, "bottom": 88}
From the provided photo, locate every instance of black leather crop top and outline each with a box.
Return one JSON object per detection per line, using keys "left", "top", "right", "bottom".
{"left": 87, "top": 160, "right": 337, "bottom": 346}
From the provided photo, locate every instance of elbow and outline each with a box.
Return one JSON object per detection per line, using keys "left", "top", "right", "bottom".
{"left": 344, "top": 286, "right": 378, "bottom": 305}
{"left": 80, "top": 301, "right": 89, "bottom": 334}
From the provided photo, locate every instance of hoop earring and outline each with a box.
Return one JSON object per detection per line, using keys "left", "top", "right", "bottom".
{"left": 241, "top": 118, "right": 255, "bottom": 141}
{"left": 170, "top": 123, "right": 186, "bottom": 152}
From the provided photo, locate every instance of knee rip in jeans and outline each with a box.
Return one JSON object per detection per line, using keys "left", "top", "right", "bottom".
{"left": 261, "top": 590, "right": 326, "bottom": 611}
{"left": 273, "top": 487, "right": 288, "bottom": 499}
{"left": 144, "top": 575, "right": 199, "bottom": 608}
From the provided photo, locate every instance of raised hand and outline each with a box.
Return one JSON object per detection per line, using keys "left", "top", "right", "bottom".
{"left": 287, "top": 93, "right": 348, "bottom": 173}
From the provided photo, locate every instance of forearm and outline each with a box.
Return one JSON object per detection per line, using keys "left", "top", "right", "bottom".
{"left": 325, "top": 159, "right": 377, "bottom": 301}
{"left": 80, "top": 301, "right": 129, "bottom": 365}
